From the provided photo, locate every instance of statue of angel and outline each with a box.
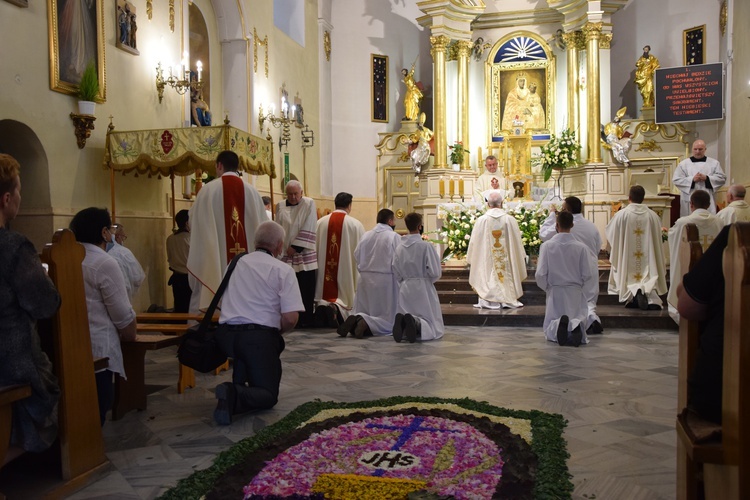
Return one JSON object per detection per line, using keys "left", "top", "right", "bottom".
{"left": 601, "top": 106, "right": 633, "bottom": 166}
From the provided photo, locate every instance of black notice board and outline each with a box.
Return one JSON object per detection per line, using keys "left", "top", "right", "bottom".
{"left": 655, "top": 62, "right": 723, "bottom": 124}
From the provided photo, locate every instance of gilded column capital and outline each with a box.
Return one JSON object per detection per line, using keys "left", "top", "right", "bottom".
{"left": 562, "top": 31, "right": 585, "bottom": 51}
{"left": 430, "top": 34, "right": 451, "bottom": 58}
{"left": 582, "top": 22, "right": 603, "bottom": 41}
{"left": 455, "top": 40, "right": 473, "bottom": 58}
{"left": 599, "top": 33, "right": 613, "bottom": 49}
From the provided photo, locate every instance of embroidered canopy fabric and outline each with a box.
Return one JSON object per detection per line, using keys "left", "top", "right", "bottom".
{"left": 105, "top": 124, "right": 275, "bottom": 178}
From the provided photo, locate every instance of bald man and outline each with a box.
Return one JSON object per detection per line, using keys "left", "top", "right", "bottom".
{"left": 672, "top": 140, "right": 725, "bottom": 216}
{"left": 717, "top": 184, "right": 750, "bottom": 225}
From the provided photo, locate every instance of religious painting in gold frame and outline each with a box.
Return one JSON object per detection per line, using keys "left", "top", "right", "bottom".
{"left": 487, "top": 32, "right": 554, "bottom": 141}
{"left": 683, "top": 25, "right": 705, "bottom": 66}
{"left": 48, "top": 0, "right": 107, "bottom": 101}
{"left": 371, "top": 54, "right": 388, "bottom": 123}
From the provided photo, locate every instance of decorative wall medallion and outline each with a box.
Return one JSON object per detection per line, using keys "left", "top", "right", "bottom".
{"left": 395, "top": 209, "right": 405, "bottom": 219}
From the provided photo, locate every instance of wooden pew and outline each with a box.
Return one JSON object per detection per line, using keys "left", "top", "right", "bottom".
{"left": 676, "top": 222, "right": 750, "bottom": 499}
{"left": 0, "top": 385, "right": 32, "bottom": 468}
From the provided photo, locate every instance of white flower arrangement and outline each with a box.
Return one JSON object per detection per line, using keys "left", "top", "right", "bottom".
{"left": 535, "top": 128, "right": 582, "bottom": 182}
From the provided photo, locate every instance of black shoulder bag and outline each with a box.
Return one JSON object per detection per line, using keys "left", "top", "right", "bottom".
{"left": 177, "top": 251, "right": 247, "bottom": 373}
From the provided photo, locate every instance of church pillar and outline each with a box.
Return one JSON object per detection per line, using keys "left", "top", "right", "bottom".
{"left": 456, "top": 39, "right": 472, "bottom": 170}
{"left": 430, "top": 34, "right": 451, "bottom": 170}
{"left": 583, "top": 22, "right": 603, "bottom": 164}
{"left": 562, "top": 31, "right": 582, "bottom": 139}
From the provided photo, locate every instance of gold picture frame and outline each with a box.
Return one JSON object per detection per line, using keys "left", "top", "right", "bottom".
{"left": 683, "top": 25, "right": 705, "bottom": 66}
{"left": 48, "top": 0, "right": 107, "bottom": 101}
{"left": 371, "top": 54, "right": 388, "bottom": 123}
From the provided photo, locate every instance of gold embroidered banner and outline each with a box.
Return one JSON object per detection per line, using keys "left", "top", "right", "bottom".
{"left": 104, "top": 124, "right": 275, "bottom": 178}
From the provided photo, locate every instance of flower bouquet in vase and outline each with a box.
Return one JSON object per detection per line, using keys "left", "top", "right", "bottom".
{"left": 536, "top": 129, "right": 581, "bottom": 182}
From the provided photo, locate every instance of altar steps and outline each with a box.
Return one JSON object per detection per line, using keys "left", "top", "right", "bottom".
{"left": 437, "top": 267, "right": 677, "bottom": 330}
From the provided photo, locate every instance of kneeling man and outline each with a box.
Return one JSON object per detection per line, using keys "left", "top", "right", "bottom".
{"left": 536, "top": 211, "right": 591, "bottom": 347}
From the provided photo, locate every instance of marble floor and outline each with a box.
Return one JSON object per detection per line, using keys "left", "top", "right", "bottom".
{"left": 64, "top": 326, "right": 679, "bottom": 500}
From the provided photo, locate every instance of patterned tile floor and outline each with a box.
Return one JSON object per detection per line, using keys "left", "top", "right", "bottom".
{"left": 63, "top": 326, "right": 678, "bottom": 500}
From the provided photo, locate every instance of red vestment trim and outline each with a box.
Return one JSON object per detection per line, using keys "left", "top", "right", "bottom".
{"left": 221, "top": 175, "right": 248, "bottom": 264}
{"left": 322, "top": 212, "right": 346, "bottom": 302}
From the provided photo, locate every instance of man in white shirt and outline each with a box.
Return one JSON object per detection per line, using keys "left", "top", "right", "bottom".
{"left": 466, "top": 191, "right": 527, "bottom": 309}
{"left": 70, "top": 207, "right": 136, "bottom": 426}
{"left": 474, "top": 155, "right": 509, "bottom": 202}
{"left": 275, "top": 180, "right": 318, "bottom": 327}
{"left": 392, "top": 212, "right": 444, "bottom": 343}
{"left": 672, "top": 140, "right": 726, "bottom": 216}
{"left": 107, "top": 223, "right": 145, "bottom": 302}
{"left": 717, "top": 184, "right": 750, "bottom": 225}
{"left": 187, "top": 150, "right": 266, "bottom": 312}
{"left": 536, "top": 211, "right": 591, "bottom": 347}
{"left": 339, "top": 209, "right": 401, "bottom": 338}
{"left": 314, "top": 192, "right": 364, "bottom": 327}
{"left": 667, "top": 190, "right": 724, "bottom": 323}
{"left": 539, "top": 196, "right": 603, "bottom": 334}
{"left": 606, "top": 185, "right": 667, "bottom": 310}
{"left": 213, "top": 221, "right": 304, "bottom": 425}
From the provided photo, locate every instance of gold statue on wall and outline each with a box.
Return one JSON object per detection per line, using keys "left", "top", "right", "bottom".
{"left": 602, "top": 106, "right": 633, "bottom": 166}
{"left": 635, "top": 45, "right": 660, "bottom": 108}
{"left": 401, "top": 61, "right": 423, "bottom": 121}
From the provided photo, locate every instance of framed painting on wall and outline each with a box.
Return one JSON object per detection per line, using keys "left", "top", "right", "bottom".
{"left": 3, "top": 0, "right": 29, "bottom": 8}
{"left": 48, "top": 0, "right": 107, "bottom": 100}
{"left": 371, "top": 54, "right": 388, "bottom": 123}
{"left": 116, "top": 0, "right": 139, "bottom": 55}
{"left": 684, "top": 25, "right": 705, "bottom": 66}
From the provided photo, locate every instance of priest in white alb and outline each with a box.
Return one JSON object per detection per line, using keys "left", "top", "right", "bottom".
{"left": 536, "top": 211, "right": 591, "bottom": 347}
{"left": 672, "top": 139, "right": 726, "bottom": 216}
{"left": 667, "top": 189, "right": 723, "bottom": 323}
{"left": 717, "top": 184, "right": 750, "bottom": 225}
{"left": 187, "top": 151, "right": 266, "bottom": 311}
{"left": 466, "top": 191, "right": 527, "bottom": 309}
{"left": 474, "top": 155, "right": 509, "bottom": 202}
{"left": 314, "top": 192, "right": 365, "bottom": 327}
{"left": 275, "top": 180, "right": 318, "bottom": 328}
{"left": 338, "top": 209, "right": 402, "bottom": 338}
{"left": 605, "top": 185, "right": 667, "bottom": 309}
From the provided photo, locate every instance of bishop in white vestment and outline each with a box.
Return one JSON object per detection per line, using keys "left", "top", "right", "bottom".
{"left": 314, "top": 193, "right": 364, "bottom": 323}
{"left": 392, "top": 213, "right": 444, "bottom": 342}
{"left": 466, "top": 192, "right": 527, "bottom": 308}
{"left": 539, "top": 196, "right": 602, "bottom": 332}
{"left": 346, "top": 210, "right": 402, "bottom": 336}
{"left": 667, "top": 190, "right": 724, "bottom": 323}
{"left": 474, "top": 155, "right": 509, "bottom": 202}
{"left": 672, "top": 140, "right": 726, "bottom": 216}
{"left": 717, "top": 185, "right": 750, "bottom": 225}
{"left": 187, "top": 151, "right": 266, "bottom": 311}
{"left": 605, "top": 186, "right": 667, "bottom": 308}
{"left": 536, "top": 211, "right": 591, "bottom": 346}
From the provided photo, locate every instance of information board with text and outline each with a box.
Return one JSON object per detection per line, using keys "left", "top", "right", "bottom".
{"left": 655, "top": 62, "right": 723, "bottom": 124}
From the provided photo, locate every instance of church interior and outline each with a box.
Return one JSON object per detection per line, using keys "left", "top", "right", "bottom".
{"left": 1, "top": 0, "right": 748, "bottom": 498}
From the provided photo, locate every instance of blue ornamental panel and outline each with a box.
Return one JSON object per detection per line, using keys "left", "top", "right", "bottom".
{"left": 494, "top": 37, "right": 547, "bottom": 63}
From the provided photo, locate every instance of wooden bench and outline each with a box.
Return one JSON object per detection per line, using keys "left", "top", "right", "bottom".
{"left": 0, "top": 385, "right": 32, "bottom": 469}
{"left": 676, "top": 222, "right": 750, "bottom": 499}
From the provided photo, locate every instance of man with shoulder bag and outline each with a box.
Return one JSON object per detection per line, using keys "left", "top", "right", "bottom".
{"left": 213, "top": 221, "right": 304, "bottom": 425}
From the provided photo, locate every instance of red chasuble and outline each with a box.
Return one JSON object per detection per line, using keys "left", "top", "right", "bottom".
{"left": 322, "top": 212, "right": 346, "bottom": 302}
{"left": 222, "top": 175, "right": 248, "bottom": 263}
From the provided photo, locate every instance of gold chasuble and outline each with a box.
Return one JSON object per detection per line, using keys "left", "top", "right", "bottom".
{"left": 221, "top": 175, "right": 248, "bottom": 263}
{"left": 322, "top": 212, "right": 346, "bottom": 302}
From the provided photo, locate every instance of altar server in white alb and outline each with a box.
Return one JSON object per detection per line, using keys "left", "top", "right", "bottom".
{"left": 666, "top": 189, "right": 723, "bottom": 323}
{"left": 672, "top": 139, "right": 726, "bottom": 216}
{"left": 466, "top": 191, "right": 527, "bottom": 309}
{"left": 536, "top": 211, "right": 591, "bottom": 347}
{"left": 391, "top": 212, "right": 444, "bottom": 343}
{"left": 717, "top": 184, "right": 750, "bottom": 225}
{"left": 314, "top": 192, "right": 365, "bottom": 327}
{"left": 338, "top": 209, "right": 402, "bottom": 338}
{"left": 188, "top": 151, "right": 266, "bottom": 311}
{"left": 606, "top": 185, "right": 667, "bottom": 309}
{"left": 539, "top": 196, "right": 603, "bottom": 334}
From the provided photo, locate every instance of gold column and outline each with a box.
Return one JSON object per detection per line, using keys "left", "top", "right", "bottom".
{"left": 456, "top": 40, "right": 473, "bottom": 170}
{"left": 430, "top": 34, "right": 450, "bottom": 170}
{"left": 583, "top": 22, "right": 603, "bottom": 163}
{"left": 562, "top": 31, "right": 582, "bottom": 139}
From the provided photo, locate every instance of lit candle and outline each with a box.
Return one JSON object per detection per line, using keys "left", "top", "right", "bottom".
{"left": 449, "top": 176, "right": 455, "bottom": 196}
{"left": 196, "top": 60, "right": 203, "bottom": 81}
{"left": 292, "top": 105, "right": 296, "bottom": 119}
{"left": 458, "top": 177, "right": 464, "bottom": 197}
{"left": 439, "top": 176, "right": 445, "bottom": 197}
{"left": 181, "top": 51, "right": 188, "bottom": 76}
{"left": 169, "top": 65, "right": 173, "bottom": 78}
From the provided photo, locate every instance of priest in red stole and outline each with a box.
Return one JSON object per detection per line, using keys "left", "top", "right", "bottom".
{"left": 187, "top": 151, "right": 266, "bottom": 311}
{"left": 314, "top": 192, "right": 365, "bottom": 326}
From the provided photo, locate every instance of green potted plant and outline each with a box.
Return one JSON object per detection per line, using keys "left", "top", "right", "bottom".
{"left": 448, "top": 141, "right": 464, "bottom": 170}
{"left": 77, "top": 61, "right": 100, "bottom": 115}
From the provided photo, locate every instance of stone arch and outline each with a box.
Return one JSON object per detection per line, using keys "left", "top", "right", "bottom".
{"left": 0, "top": 119, "right": 50, "bottom": 210}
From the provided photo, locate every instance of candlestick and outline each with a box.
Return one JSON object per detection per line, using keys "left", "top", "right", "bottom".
{"left": 449, "top": 176, "right": 455, "bottom": 196}
{"left": 439, "top": 176, "right": 445, "bottom": 197}
{"left": 458, "top": 177, "right": 464, "bottom": 197}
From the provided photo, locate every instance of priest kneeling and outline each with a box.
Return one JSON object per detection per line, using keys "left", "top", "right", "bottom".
{"left": 466, "top": 191, "right": 527, "bottom": 309}
{"left": 536, "top": 211, "right": 591, "bottom": 347}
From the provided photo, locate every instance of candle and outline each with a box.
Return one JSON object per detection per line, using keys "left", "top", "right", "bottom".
{"left": 458, "top": 177, "right": 464, "bottom": 197}
{"left": 292, "top": 105, "right": 296, "bottom": 119}
{"left": 196, "top": 60, "right": 202, "bottom": 81}
{"left": 449, "top": 176, "right": 455, "bottom": 196}
{"left": 439, "top": 176, "right": 445, "bottom": 197}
